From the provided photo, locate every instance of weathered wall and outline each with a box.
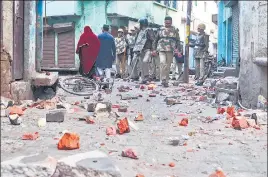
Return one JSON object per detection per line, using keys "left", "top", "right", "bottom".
{"left": 239, "top": 1, "right": 267, "bottom": 108}
{"left": 24, "top": 1, "right": 37, "bottom": 80}
{"left": 1, "top": 1, "right": 13, "bottom": 98}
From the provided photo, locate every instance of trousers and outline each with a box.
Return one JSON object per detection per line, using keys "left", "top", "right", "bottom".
{"left": 195, "top": 57, "right": 205, "bottom": 79}
{"left": 116, "top": 53, "right": 126, "bottom": 77}
{"left": 171, "top": 58, "right": 183, "bottom": 80}
{"left": 159, "top": 51, "right": 173, "bottom": 82}
{"left": 130, "top": 49, "right": 151, "bottom": 80}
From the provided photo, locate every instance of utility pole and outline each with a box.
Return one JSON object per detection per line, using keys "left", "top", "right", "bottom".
{"left": 183, "top": 0, "right": 192, "bottom": 83}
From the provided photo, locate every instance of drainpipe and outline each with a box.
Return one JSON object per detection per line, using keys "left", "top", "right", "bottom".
{"left": 36, "top": 0, "right": 43, "bottom": 72}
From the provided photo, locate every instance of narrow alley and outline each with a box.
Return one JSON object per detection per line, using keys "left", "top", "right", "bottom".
{"left": 0, "top": 1, "right": 267, "bottom": 177}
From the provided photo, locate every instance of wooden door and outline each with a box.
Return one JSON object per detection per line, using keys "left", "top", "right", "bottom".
{"left": 42, "top": 30, "right": 56, "bottom": 68}
{"left": 13, "top": 1, "right": 24, "bottom": 80}
{"left": 58, "top": 30, "right": 75, "bottom": 68}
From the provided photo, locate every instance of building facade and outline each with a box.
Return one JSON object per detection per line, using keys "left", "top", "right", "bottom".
{"left": 238, "top": 1, "right": 267, "bottom": 108}
{"left": 217, "top": 0, "right": 240, "bottom": 67}
{"left": 44, "top": 0, "right": 218, "bottom": 71}
{"left": 1, "top": 1, "right": 58, "bottom": 101}
{"left": 184, "top": 1, "right": 218, "bottom": 68}
{"left": 43, "top": 0, "right": 184, "bottom": 71}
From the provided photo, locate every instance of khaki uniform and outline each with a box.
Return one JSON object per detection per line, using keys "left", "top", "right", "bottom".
{"left": 153, "top": 26, "right": 181, "bottom": 82}
{"left": 126, "top": 34, "right": 136, "bottom": 76}
{"left": 194, "top": 32, "right": 209, "bottom": 80}
{"left": 130, "top": 28, "right": 155, "bottom": 80}
{"left": 115, "top": 36, "right": 127, "bottom": 76}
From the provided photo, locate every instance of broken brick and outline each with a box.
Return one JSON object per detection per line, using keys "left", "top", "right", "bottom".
{"left": 136, "top": 174, "right": 145, "bottom": 177}
{"left": 134, "top": 113, "right": 144, "bottom": 121}
{"left": 232, "top": 117, "right": 249, "bottom": 130}
{"left": 85, "top": 116, "right": 95, "bottom": 124}
{"left": 217, "top": 107, "right": 226, "bottom": 114}
{"left": 46, "top": 109, "right": 66, "bottom": 122}
{"left": 106, "top": 126, "right": 116, "bottom": 136}
{"left": 117, "top": 118, "right": 130, "bottom": 134}
{"left": 149, "top": 94, "right": 156, "bottom": 97}
{"left": 112, "top": 104, "right": 120, "bottom": 108}
{"left": 57, "top": 132, "right": 80, "bottom": 150}
{"left": 226, "top": 106, "right": 235, "bottom": 117}
{"left": 22, "top": 132, "right": 39, "bottom": 140}
{"left": 122, "top": 148, "right": 138, "bottom": 159}
{"left": 118, "top": 107, "right": 128, "bottom": 112}
{"left": 179, "top": 118, "right": 188, "bottom": 126}
{"left": 246, "top": 119, "right": 256, "bottom": 127}
{"left": 8, "top": 106, "right": 24, "bottom": 116}
{"left": 169, "top": 162, "right": 175, "bottom": 167}
{"left": 166, "top": 98, "right": 177, "bottom": 105}
{"left": 208, "top": 169, "right": 227, "bottom": 177}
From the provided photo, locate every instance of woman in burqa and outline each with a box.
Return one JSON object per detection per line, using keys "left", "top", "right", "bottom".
{"left": 76, "top": 26, "right": 100, "bottom": 78}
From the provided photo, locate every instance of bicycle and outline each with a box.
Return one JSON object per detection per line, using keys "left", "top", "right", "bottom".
{"left": 59, "top": 45, "right": 117, "bottom": 96}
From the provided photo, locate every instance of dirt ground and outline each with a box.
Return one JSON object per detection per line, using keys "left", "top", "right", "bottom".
{"left": 1, "top": 77, "right": 267, "bottom": 177}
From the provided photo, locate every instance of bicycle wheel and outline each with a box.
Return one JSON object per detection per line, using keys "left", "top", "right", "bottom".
{"left": 59, "top": 76, "right": 99, "bottom": 96}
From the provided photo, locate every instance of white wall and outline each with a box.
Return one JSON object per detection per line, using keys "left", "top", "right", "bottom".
{"left": 43, "top": 1, "right": 75, "bottom": 17}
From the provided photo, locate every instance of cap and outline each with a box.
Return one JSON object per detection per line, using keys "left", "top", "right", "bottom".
{"left": 118, "top": 28, "right": 124, "bottom": 32}
{"left": 197, "top": 23, "right": 206, "bottom": 30}
{"left": 102, "top": 24, "right": 109, "bottom": 29}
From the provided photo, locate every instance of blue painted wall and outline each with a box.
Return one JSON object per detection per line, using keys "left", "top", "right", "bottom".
{"left": 217, "top": 1, "right": 233, "bottom": 66}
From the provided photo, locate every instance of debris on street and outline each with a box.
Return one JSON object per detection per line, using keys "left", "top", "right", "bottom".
{"left": 106, "top": 126, "right": 117, "bottom": 136}
{"left": 122, "top": 148, "right": 138, "bottom": 159}
{"left": 117, "top": 118, "right": 130, "bottom": 134}
{"left": 179, "top": 118, "right": 189, "bottom": 126}
{"left": 22, "top": 132, "right": 39, "bottom": 140}
{"left": 134, "top": 113, "right": 144, "bottom": 121}
{"left": 57, "top": 132, "right": 80, "bottom": 150}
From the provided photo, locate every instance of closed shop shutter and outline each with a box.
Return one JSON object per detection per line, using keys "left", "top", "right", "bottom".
{"left": 58, "top": 30, "right": 75, "bottom": 68}
{"left": 42, "top": 30, "right": 56, "bottom": 68}
{"left": 232, "top": 4, "right": 239, "bottom": 67}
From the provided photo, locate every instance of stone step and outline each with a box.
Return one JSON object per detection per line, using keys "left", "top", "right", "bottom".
{"left": 1, "top": 150, "right": 121, "bottom": 177}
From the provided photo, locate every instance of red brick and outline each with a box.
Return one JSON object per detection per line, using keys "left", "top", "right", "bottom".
{"left": 232, "top": 117, "right": 249, "bottom": 129}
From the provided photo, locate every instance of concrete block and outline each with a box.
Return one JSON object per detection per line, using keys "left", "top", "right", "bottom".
{"left": 32, "top": 72, "right": 58, "bottom": 86}
{"left": 215, "top": 87, "right": 239, "bottom": 104}
{"left": 224, "top": 68, "right": 239, "bottom": 77}
{"left": 1, "top": 154, "right": 57, "bottom": 177}
{"left": 94, "top": 102, "right": 112, "bottom": 113}
{"left": 85, "top": 102, "right": 97, "bottom": 112}
{"left": 53, "top": 150, "right": 121, "bottom": 177}
{"left": 10, "top": 81, "right": 34, "bottom": 103}
{"left": 46, "top": 109, "right": 66, "bottom": 122}
{"left": 215, "top": 77, "right": 238, "bottom": 90}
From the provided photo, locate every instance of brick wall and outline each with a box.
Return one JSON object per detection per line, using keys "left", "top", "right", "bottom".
{"left": 1, "top": 49, "right": 12, "bottom": 98}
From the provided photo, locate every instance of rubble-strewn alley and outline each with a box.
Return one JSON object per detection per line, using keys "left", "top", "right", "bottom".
{"left": 1, "top": 76, "right": 267, "bottom": 177}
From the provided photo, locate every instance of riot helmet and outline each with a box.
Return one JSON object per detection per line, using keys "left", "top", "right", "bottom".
{"left": 138, "top": 18, "right": 149, "bottom": 28}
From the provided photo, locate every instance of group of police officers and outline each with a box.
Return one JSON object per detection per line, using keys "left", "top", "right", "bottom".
{"left": 114, "top": 16, "right": 209, "bottom": 87}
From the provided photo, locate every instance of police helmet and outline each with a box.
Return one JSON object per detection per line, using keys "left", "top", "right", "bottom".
{"left": 138, "top": 18, "right": 149, "bottom": 27}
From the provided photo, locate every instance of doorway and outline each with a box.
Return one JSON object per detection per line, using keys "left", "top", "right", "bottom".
{"left": 13, "top": 1, "right": 24, "bottom": 80}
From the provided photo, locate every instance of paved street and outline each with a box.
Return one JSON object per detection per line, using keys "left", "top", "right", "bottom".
{"left": 1, "top": 77, "right": 267, "bottom": 177}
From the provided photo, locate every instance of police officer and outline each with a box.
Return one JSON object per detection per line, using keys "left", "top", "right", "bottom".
{"left": 193, "top": 23, "right": 209, "bottom": 85}
{"left": 115, "top": 28, "right": 127, "bottom": 78}
{"left": 152, "top": 16, "right": 182, "bottom": 87}
{"left": 149, "top": 28, "right": 160, "bottom": 81}
{"left": 126, "top": 28, "right": 136, "bottom": 76}
{"left": 130, "top": 18, "right": 155, "bottom": 83}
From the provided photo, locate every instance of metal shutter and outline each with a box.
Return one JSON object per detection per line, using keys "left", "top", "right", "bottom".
{"left": 42, "top": 30, "right": 56, "bottom": 68}
{"left": 232, "top": 4, "right": 239, "bottom": 67}
{"left": 58, "top": 30, "right": 75, "bottom": 68}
